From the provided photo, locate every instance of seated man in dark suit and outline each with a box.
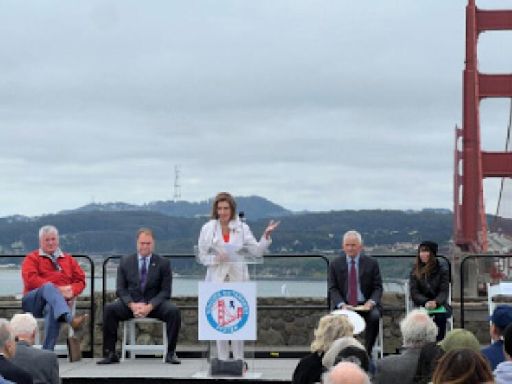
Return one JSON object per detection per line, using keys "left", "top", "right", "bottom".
{"left": 0, "top": 319, "right": 33, "bottom": 384}
{"left": 328, "top": 230, "right": 383, "bottom": 354}
{"left": 98, "top": 228, "right": 181, "bottom": 364}
{"left": 10, "top": 313, "right": 59, "bottom": 384}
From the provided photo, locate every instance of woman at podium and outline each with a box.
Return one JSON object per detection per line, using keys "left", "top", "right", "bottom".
{"left": 409, "top": 241, "right": 451, "bottom": 340}
{"left": 197, "top": 192, "right": 279, "bottom": 361}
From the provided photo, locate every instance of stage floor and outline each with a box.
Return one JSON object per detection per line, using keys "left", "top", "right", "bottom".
{"left": 59, "top": 357, "right": 300, "bottom": 383}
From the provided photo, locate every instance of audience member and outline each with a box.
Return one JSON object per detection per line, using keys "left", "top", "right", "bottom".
{"left": 98, "top": 228, "right": 181, "bottom": 364}
{"left": 494, "top": 323, "right": 512, "bottom": 384}
{"left": 323, "top": 362, "right": 371, "bottom": 384}
{"left": 21, "top": 225, "right": 87, "bottom": 350}
{"left": 328, "top": 230, "right": 383, "bottom": 354}
{"left": 412, "top": 341, "right": 444, "bottom": 384}
{"left": 0, "top": 319, "right": 33, "bottom": 384}
{"left": 431, "top": 348, "right": 493, "bottom": 384}
{"left": 292, "top": 314, "right": 354, "bottom": 384}
{"left": 374, "top": 309, "right": 437, "bottom": 384}
{"left": 409, "top": 241, "right": 451, "bottom": 341}
{"left": 439, "top": 328, "right": 480, "bottom": 353}
{"left": 482, "top": 304, "right": 512, "bottom": 370}
{"left": 332, "top": 346, "right": 370, "bottom": 372}
{"left": 322, "top": 336, "right": 365, "bottom": 369}
{"left": 10, "top": 313, "right": 59, "bottom": 384}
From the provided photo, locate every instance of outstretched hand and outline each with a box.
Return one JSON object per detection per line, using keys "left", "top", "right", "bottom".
{"left": 264, "top": 220, "right": 280, "bottom": 239}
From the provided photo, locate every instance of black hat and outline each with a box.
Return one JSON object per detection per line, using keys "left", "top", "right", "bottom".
{"left": 504, "top": 323, "right": 512, "bottom": 357}
{"left": 333, "top": 345, "right": 370, "bottom": 372}
{"left": 418, "top": 241, "right": 438, "bottom": 256}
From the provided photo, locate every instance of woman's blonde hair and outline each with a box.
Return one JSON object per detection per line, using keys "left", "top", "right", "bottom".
{"left": 310, "top": 314, "right": 354, "bottom": 353}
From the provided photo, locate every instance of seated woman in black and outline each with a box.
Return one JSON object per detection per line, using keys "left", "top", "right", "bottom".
{"left": 409, "top": 241, "right": 451, "bottom": 341}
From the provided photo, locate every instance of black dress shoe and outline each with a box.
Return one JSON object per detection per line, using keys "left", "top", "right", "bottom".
{"left": 165, "top": 352, "right": 181, "bottom": 364}
{"left": 97, "top": 353, "right": 120, "bottom": 364}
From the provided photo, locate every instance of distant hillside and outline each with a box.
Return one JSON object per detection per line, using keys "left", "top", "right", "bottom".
{"left": 59, "top": 195, "right": 291, "bottom": 220}
{"left": 0, "top": 208, "right": 457, "bottom": 255}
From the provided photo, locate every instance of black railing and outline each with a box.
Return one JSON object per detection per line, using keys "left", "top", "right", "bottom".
{"left": 0, "top": 254, "right": 95, "bottom": 357}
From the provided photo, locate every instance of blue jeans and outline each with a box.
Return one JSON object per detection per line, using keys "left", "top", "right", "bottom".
{"left": 22, "top": 283, "right": 72, "bottom": 350}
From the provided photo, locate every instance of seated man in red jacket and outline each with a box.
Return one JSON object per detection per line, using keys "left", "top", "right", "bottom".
{"left": 21, "top": 225, "right": 87, "bottom": 350}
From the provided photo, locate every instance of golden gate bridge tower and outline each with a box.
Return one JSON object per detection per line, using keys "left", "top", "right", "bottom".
{"left": 454, "top": 0, "right": 512, "bottom": 254}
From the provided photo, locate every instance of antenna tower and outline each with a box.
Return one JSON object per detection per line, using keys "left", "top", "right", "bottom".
{"left": 173, "top": 165, "right": 181, "bottom": 202}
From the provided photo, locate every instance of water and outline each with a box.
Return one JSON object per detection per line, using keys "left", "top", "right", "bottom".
{"left": 0, "top": 269, "right": 328, "bottom": 298}
{"left": 1, "top": 269, "right": 407, "bottom": 298}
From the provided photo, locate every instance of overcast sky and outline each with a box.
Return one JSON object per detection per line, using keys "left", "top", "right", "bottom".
{"left": 1, "top": 0, "right": 512, "bottom": 217}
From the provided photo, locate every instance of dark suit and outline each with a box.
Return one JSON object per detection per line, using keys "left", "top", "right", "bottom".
{"left": 374, "top": 347, "right": 421, "bottom": 384}
{"left": 328, "top": 254, "right": 383, "bottom": 353}
{"left": 10, "top": 341, "right": 59, "bottom": 384}
{"left": 102, "top": 253, "right": 181, "bottom": 355}
{"left": 0, "top": 355, "right": 33, "bottom": 384}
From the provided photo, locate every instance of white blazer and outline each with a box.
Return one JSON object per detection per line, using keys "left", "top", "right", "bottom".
{"left": 197, "top": 218, "right": 271, "bottom": 282}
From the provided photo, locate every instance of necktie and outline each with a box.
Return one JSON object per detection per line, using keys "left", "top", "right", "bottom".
{"left": 348, "top": 259, "right": 357, "bottom": 306}
{"left": 140, "top": 258, "right": 148, "bottom": 291}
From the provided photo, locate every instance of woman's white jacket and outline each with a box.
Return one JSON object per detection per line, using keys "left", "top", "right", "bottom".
{"left": 197, "top": 218, "right": 271, "bottom": 282}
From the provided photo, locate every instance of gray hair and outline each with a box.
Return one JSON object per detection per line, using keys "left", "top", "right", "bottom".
{"left": 322, "top": 336, "right": 365, "bottom": 368}
{"left": 0, "top": 319, "right": 14, "bottom": 351}
{"left": 343, "top": 230, "right": 363, "bottom": 245}
{"left": 39, "top": 225, "right": 59, "bottom": 239}
{"left": 323, "top": 362, "right": 371, "bottom": 384}
{"left": 400, "top": 309, "right": 438, "bottom": 348}
{"left": 10, "top": 313, "right": 38, "bottom": 336}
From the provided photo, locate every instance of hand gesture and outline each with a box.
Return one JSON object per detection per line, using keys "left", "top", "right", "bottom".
{"left": 264, "top": 220, "right": 280, "bottom": 239}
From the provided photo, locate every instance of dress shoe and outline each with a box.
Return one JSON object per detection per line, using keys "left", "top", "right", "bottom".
{"left": 165, "top": 352, "right": 181, "bottom": 364}
{"left": 70, "top": 313, "right": 88, "bottom": 331}
{"left": 97, "top": 352, "right": 120, "bottom": 365}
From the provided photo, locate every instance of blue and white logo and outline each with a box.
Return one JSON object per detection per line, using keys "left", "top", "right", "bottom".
{"left": 205, "top": 289, "right": 250, "bottom": 334}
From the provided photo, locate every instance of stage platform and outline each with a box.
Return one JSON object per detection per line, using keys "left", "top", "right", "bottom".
{"left": 59, "top": 357, "right": 299, "bottom": 384}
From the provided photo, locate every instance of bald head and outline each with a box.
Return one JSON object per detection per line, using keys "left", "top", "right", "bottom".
{"left": 324, "top": 362, "right": 370, "bottom": 384}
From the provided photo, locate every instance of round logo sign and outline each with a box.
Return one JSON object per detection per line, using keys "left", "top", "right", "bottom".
{"left": 205, "top": 289, "right": 250, "bottom": 334}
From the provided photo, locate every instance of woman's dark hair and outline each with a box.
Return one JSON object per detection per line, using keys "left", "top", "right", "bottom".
{"left": 211, "top": 192, "right": 237, "bottom": 220}
{"left": 414, "top": 244, "right": 437, "bottom": 279}
{"left": 431, "top": 348, "right": 493, "bottom": 384}
{"left": 413, "top": 341, "right": 444, "bottom": 384}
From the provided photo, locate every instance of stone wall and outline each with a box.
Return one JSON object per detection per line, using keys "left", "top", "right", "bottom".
{"left": 0, "top": 293, "right": 495, "bottom": 356}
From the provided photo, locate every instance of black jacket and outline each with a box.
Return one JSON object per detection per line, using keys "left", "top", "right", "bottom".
{"left": 409, "top": 259, "right": 450, "bottom": 311}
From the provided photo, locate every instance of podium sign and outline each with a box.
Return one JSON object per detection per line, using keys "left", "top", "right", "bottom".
{"left": 198, "top": 282, "right": 257, "bottom": 341}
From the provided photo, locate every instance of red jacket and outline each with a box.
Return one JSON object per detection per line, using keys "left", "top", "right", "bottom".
{"left": 22, "top": 250, "right": 86, "bottom": 296}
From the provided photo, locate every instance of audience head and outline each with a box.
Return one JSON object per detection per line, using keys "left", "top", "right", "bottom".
{"left": 439, "top": 328, "right": 480, "bottom": 353}
{"left": 333, "top": 346, "right": 369, "bottom": 372}
{"left": 413, "top": 341, "right": 445, "bottom": 384}
{"left": 38, "top": 225, "right": 60, "bottom": 254}
{"left": 342, "top": 230, "right": 363, "bottom": 258}
{"left": 490, "top": 305, "right": 512, "bottom": 337}
{"left": 400, "top": 309, "right": 438, "bottom": 348}
{"left": 503, "top": 323, "right": 512, "bottom": 359}
{"left": 431, "top": 348, "right": 493, "bottom": 384}
{"left": 0, "top": 319, "right": 16, "bottom": 358}
{"left": 10, "top": 313, "right": 38, "bottom": 345}
{"left": 324, "top": 362, "right": 371, "bottom": 384}
{"left": 322, "top": 336, "right": 365, "bottom": 369}
{"left": 310, "top": 314, "right": 353, "bottom": 353}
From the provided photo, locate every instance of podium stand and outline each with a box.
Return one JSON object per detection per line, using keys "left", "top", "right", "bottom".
{"left": 193, "top": 244, "right": 263, "bottom": 378}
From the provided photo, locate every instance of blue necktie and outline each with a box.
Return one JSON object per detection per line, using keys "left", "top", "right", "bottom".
{"left": 140, "top": 258, "right": 148, "bottom": 291}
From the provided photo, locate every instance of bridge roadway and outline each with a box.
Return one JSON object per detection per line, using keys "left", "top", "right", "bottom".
{"left": 59, "top": 357, "right": 300, "bottom": 384}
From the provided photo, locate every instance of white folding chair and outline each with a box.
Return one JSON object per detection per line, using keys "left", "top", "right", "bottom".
{"left": 372, "top": 317, "right": 384, "bottom": 360}
{"left": 121, "top": 318, "right": 167, "bottom": 362}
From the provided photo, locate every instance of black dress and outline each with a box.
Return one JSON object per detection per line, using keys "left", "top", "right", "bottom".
{"left": 409, "top": 259, "right": 452, "bottom": 340}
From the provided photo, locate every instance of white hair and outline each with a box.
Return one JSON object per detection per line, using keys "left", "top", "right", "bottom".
{"left": 400, "top": 309, "right": 438, "bottom": 348}
{"left": 10, "top": 313, "right": 38, "bottom": 336}
{"left": 323, "top": 362, "right": 371, "bottom": 384}
{"left": 39, "top": 225, "right": 59, "bottom": 239}
{"left": 343, "top": 230, "right": 362, "bottom": 245}
{"left": 0, "top": 319, "right": 14, "bottom": 351}
{"left": 322, "top": 336, "right": 365, "bottom": 368}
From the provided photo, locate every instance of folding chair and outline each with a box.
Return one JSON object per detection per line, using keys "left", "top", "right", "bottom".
{"left": 121, "top": 318, "right": 167, "bottom": 362}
